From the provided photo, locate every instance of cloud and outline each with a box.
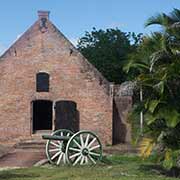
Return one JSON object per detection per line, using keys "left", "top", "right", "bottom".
{"left": 110, "top": 22, "right": 127, "bottom": 28}
{"left": 102, "top": 22, "right": 127, "bottom": 30}
{"left": 0, "top": 43, "right": 6, "bottom": 56}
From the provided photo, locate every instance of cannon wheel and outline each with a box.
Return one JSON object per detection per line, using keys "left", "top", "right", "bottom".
{"left": 46, "top": 129, "right": 74, "bottom": 165}
{"left": 65, "top": 130, "right": 102, "bottom": 166}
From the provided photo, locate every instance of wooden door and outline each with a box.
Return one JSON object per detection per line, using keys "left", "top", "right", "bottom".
{"left": 55, "top": 101, "right": 79, "bottom": 132}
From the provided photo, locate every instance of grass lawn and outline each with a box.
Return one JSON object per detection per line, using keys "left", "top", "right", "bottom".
{"left": 0, "top": 154, "right": 178, "bottom": 180}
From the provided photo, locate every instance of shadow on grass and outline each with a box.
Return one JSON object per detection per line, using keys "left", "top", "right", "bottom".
{"left": 101, "top": 155, "right": 143, "bottom": 165}
{"left": 140, "top": 164, "right": 180, "bottom": 178}
{"left": 0, "top": 171, "right": 39, "bottom": 180}
{"left": 101, "top": 156, "right": 114, "bottom": 165}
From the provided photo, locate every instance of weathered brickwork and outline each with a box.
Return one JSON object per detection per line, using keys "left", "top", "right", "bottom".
{"left": 0, "top": 11, "right": 132, "bottom": 145}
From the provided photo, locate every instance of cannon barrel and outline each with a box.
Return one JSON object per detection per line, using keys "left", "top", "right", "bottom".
{"left": 42, "top": 134, "right": 70, "bottom": 141}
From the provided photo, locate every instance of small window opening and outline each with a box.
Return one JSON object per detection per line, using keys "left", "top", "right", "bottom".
{"left": 36, "top": 72, "right": 49, "bottom": 92}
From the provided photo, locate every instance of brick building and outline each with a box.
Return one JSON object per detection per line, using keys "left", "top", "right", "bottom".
{"left": 0, "top": 11, "right": 132, "bottom": 145}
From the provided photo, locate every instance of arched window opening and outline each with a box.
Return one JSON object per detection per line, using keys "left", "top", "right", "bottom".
{"left": 36, "top": 72, "right": 49, "bottom": 92}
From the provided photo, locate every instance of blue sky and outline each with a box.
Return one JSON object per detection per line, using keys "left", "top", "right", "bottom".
{"left": 0, "top": 0, "right": 179, "bottom": 54}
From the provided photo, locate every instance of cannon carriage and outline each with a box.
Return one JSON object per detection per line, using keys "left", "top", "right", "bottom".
{"left": 42, "top": 129, "right": 103, "bottom": 166}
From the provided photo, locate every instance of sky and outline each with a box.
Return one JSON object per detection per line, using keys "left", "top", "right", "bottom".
{"left": 0, "top": 0, "right": 179, "bottom": 55}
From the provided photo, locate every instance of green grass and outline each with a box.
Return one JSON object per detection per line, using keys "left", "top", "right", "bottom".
{"left": 0, "top": 154, "right": 178, "bottom": 180}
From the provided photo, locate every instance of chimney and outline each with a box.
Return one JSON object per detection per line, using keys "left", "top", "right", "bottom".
{"left": 38, "top": 10, "right": 50, "bottom": 20}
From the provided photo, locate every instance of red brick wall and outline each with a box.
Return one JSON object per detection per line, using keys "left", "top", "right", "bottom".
{"left": 0, "top": 19, "right": 113, "bottom": 145}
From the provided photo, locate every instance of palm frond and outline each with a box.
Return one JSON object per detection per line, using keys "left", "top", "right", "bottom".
{"left": 170, "top": 8, "right": 180, "bottom": 22}
{"left": 123, "top": 61, "right": 149, "bottom": 73}
{"left": 143, "top": 32, "right": 164, "bottom": 52}
{"left": 170, "top": 21, "right": 180, "bottom": 29}
{"left": 139, "top": 138, "right": 155, "bottom": 158}
{"left": 150, "top": 50, "right": 171, "bottom": 72}
{"left": 145, "top": 13, "right": 174, "bottom": 28}
{"left": 163, "top": 149, "right": 173, "bottom": 169}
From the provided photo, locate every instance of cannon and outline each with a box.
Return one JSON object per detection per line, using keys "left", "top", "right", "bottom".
{"left": 42, "top": 129, "right": 103, "bottom": 166}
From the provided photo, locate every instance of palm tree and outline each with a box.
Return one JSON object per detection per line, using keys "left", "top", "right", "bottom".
{"left": 145, "top": 8, "right": 180, "bottom": 27}
{"left": 125, "top": 8, "right": 180, "bottom": 170}
{"left": 145, "top": 8, "right": 180, "bottom": 70}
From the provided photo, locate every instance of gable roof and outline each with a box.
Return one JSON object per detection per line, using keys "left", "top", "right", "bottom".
{"left": 0, "top": 11, "right": 111, "bottom": 95}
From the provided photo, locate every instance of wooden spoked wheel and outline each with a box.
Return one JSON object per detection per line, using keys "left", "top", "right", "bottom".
{"left": 46, "top": 129, "right": 73, "bottom": 165}
{"left": 66, "top": 131, "right": 102, "bottom": 166}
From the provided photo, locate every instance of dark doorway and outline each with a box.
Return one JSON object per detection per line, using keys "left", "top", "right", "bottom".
{"left": 32, "top": 100, "right": 52, "bottom": 132}
{"left": 112, "top": 99, "right": 127, "bottom": 145}
{"left": 55, "top": 101, "right": 79, "bottom": 132}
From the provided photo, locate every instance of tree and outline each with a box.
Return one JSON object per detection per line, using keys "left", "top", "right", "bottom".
{"left": 125, "top": 9, "right": 180, "bottom": 170}
{"left": 77, "top": 28, "right": 142, "bottom": 84}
